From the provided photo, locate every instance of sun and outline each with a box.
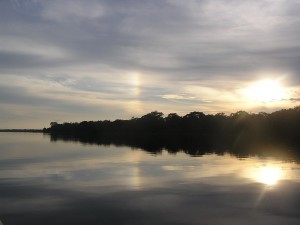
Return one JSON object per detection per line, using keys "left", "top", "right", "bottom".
{"left": 243, "top": 79, "right": 287, "bottom": 103}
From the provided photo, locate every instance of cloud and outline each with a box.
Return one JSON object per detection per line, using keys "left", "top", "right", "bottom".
{"left": 290, "top": 98, "right": 300, "bottom": 102}
{"left": 32, "top": 0, "right": 105, "bottom": 22}
{"left": 161, "top": 94, "right": 196, "bottom": 100}
{"left": 1, "top": 0, "right": 300, "bottom": 127}
{"left": 2, "top": 0, "right": 300, "bottom": 79}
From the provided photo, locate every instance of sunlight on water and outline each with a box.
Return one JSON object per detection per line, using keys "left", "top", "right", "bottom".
{"left": 257, "top": 166, "right": 283, "bottom": 185}
{"left": 125, "top": 162, "right": 143, "bottom": 190}
{"left": 246, "top": 162, "right": 287, "bottom": 187}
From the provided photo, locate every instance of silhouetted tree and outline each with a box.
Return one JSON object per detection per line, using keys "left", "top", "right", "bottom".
{"left": 43, "top": 106, "right": 300, "bottom": 158}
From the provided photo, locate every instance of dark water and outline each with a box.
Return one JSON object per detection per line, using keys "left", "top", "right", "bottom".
{"left": 0, "top": 133, "right": 300, "bottom": 225}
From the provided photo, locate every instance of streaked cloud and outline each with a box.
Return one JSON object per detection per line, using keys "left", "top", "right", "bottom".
{"left": 39, "top": 0, "right": 105, "bottom": 22}
{"left": 1, "top": 0, "right": 300, "bottom": 127}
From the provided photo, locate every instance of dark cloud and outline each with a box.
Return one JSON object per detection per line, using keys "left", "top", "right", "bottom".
{"left": 2, "top": 0, "right": 300, "bottom": 79}
{"left": 0, "top": 50, "right": 67, "bottom": 70}
{"left": 290, "top": 98, "right": 300, "bottom": 102}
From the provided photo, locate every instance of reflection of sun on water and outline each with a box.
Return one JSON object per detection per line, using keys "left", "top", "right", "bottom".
{"left": 246, "top": 163, "right": 285, "bottom": 187}
{"left": 257, "top": 166, "right": 283, "bottom": 186}
{"left": 250, "top": 165, "right": 284, "bottom": 207}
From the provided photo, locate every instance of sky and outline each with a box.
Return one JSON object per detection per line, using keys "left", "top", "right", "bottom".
{"left": 1, "top": 0, "right": 300, "bottom": 128}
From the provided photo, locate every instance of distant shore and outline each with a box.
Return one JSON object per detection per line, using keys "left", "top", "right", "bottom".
{"left": 0, "top": 129, "right": 43, "bottom": 133}
{"left": 42, "top": 106, "right": 300, "bottom": 153}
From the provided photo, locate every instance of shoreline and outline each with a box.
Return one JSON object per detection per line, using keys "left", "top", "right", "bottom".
{"left": 0, "top": 129, "right": 43, "bottom": 133}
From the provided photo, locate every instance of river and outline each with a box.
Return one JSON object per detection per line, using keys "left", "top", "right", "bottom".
{"left": 0, "top": 132, "right": 300, "bottom": 224}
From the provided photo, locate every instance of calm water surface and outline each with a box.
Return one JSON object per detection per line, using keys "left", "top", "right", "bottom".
{"left": 1, "top": 133, "right": 300, "bottom": 225}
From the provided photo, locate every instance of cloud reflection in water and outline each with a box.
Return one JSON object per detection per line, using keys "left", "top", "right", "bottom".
{"left": 0, "top": 133, "right": 300, "bottom": 224}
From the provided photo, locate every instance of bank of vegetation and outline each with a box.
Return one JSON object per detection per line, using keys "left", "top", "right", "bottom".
{"left": 43, "top": 107, "right": 300, "bottom": 157}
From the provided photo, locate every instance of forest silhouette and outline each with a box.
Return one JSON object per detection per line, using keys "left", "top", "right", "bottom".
{"left": 44, "top": 106, "right": 300, "bottom": 160}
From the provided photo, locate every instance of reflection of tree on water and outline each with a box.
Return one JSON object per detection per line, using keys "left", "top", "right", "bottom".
{"left": 47, "top": 132, "right": 300, "bottom": 162}
{"left": 44, "top": 107, "right": 300, "bottom": 161}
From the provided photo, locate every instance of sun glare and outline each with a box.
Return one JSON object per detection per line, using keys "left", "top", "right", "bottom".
{"left": 243, "top": 79, "right": 287, "bottom": 103}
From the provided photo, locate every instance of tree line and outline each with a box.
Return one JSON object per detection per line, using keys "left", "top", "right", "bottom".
{"left": 44, "top": 106, "right": 300, "bottom": 158}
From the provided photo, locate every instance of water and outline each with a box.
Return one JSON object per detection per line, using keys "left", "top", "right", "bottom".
{"left": 1, "top": 133, "right": 300, "bottom": 225}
